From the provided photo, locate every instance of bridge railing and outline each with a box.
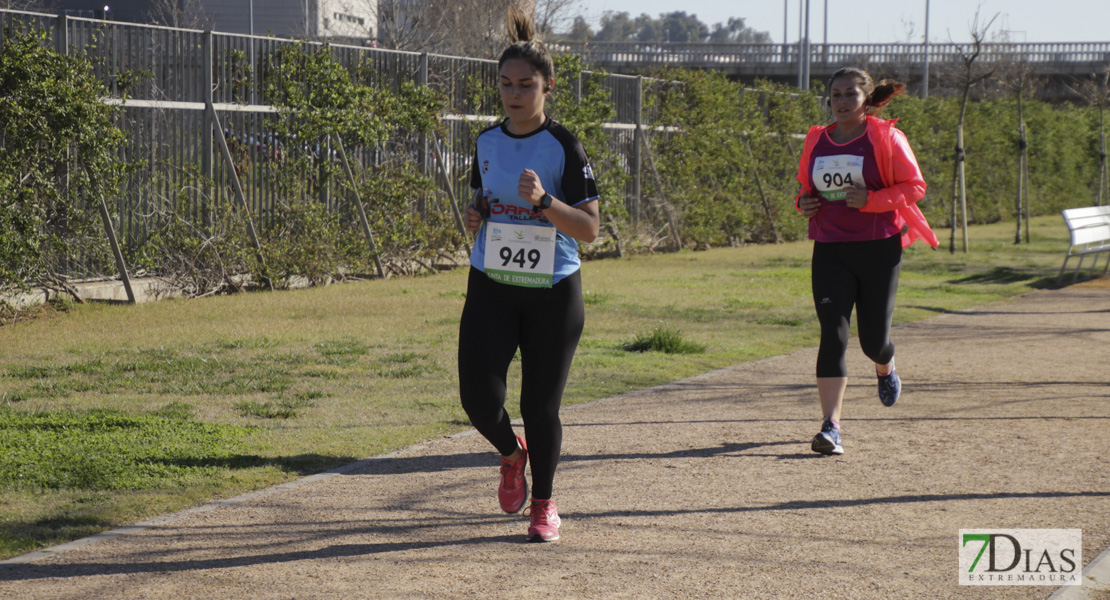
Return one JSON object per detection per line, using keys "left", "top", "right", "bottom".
{"left": 554, "top": 41, "right": 1110, "bottom": 68}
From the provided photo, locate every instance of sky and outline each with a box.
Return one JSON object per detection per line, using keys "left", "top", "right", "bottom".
{"left": 578, "top": 0, "right": 1110, "bottom": 44}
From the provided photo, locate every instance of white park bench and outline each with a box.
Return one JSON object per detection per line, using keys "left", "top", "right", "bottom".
{"left": 1057, "top": 206, "right": 1110, "bottom": 285}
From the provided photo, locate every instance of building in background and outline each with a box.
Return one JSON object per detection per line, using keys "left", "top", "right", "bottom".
{"left": 50, "top": 0, "right": 377, "bottom": 41}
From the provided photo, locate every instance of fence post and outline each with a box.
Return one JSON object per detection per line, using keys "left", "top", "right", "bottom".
{"left": 417, "top": 53, "right": 429, "bottom": 213}
{"left": 55, "top": 15, "right": 71, "bottom": 204}
{"left": 202, "top": 30, "right": 214, "bottom": 231}
{"left": 55, "top": 13, "right": 68, "bottom": 54}
{"left": 632, "top": 76, "right": 643, "bottom": 226}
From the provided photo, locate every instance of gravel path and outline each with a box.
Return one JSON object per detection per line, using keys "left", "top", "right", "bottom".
{"left": 2, "top": 283, "right": 1108, "bottom": 599}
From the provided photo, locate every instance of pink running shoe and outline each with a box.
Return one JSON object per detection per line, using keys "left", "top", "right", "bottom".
{"left": 525, "top": 498, "right": 561, "bottom": 542}
{"left": 497, "top": 435, "right": 528, "bottom": 513}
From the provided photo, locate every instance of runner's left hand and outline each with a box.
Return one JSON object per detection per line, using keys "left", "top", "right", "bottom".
{"left": 518, "top": 169, "right": 545, "bottom": 206}
{"left": 844, "top": 182, "right": 869, "bottom": 209}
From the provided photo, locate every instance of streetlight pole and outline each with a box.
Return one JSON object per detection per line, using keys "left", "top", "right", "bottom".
{"left": 823, "top": 0, "right": 828, "bottom": 69}
{"left": 823, "top": 0, "right": 828, "bottom": 45}
{"left": 803, "top": 0, "right": 811, "bottom": 90}
{"left": 922, "top": 0, "right": 931, "bottom": 97}
{"left": 796, "top": 0, "right": 804, "bottom": 87}
{"left": 798, "top": 0, "right": 803, "bottom": 44}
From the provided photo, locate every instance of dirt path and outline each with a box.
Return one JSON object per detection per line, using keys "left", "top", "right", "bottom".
{"left": 2, "top": 283, "right": 1109, "bottom": 599}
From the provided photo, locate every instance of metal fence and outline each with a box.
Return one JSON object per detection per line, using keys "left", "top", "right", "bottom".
{"left": 1, "top": 9, "right": 657, "bottom": 255}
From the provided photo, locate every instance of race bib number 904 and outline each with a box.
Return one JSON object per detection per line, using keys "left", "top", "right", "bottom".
{"left": 812, "top": 154, "right": 864, "bottom": 201}
{"left": 485, "top": 223, "right": 557, "bottom": 288}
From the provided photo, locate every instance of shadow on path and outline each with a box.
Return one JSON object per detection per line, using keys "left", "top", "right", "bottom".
{"left": 4, "top": 490, "right": 1106, "bottom": 582}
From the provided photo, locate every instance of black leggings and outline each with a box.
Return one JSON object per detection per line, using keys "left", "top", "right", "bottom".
{"left": 812, "top": 235, "right": 902, "bottom": 378}
{"left": 458, "top": 267, "right": 584, "bottom": 500}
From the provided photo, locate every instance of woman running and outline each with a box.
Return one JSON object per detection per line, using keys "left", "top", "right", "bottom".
{"left": 795, "top": 67, "right": 938, "bottom": 455}
{"left": 457, "top": 5, "right": 600, "bottom": 542}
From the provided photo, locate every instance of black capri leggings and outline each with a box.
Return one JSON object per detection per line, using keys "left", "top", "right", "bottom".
{"left": 812, "top": 235, "right": 902, "bottom": 378}
{"left": 458, "top": 267, "right": 585, "bottom": 500}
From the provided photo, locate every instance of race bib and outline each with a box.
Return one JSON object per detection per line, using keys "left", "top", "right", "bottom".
{"left": 484, "top": 223, "right": 557, "bottom": 288}
{"left": 812, "top": 154, "right": 864, "bottom": 201}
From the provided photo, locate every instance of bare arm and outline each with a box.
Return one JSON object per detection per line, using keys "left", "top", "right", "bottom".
{"left": 518, "top": 169, "right": 601, "bottom": 242}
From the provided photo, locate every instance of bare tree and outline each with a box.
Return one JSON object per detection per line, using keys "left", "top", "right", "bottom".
{"left": 0, "top": 0, "right": 53, "bottom": 10}
{"left": 947, "top": 8, "right": 998, "bottom": 253}
{"left": 455, "top": 0, "right": 514, "bottom": 59}
{"left": 370, "top": 0, "right": 580, "bottom": 57}
{"left": 375, "top": 0, "right": 453, "bottom": 51}
{"left": 534, "top": 0, "right": 579, "bottom": 37}
{"left": 998, "top": 51, "right": 1037, "bottom": 244}
{"left": 371, "top": 0, "right": 507, "bottom": 55}
{"left": 148, "top": 0, "right": 214, "bottom": 30}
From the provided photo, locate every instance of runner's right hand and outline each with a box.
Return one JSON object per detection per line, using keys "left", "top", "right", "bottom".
{"left": 798, "top": 195, "right": 821, "bottom": 219}
{"left": 465, "top": 196, "right": 489, "bottom": 232}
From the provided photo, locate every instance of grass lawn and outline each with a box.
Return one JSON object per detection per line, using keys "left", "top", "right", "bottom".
{"left": 0, "top": 216, "right": 1076, "bottom": 558}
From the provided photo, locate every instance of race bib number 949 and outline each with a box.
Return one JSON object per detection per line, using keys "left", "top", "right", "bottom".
{"left": 485, "top": 223, "right": 557, "bottom": 288}
{"left": 813, "top": 154, "right": 864, "bottom": 201}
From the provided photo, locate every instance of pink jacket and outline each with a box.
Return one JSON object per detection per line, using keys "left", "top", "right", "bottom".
{"left": 795, "top": 116, "right": 939, "bottom": 249}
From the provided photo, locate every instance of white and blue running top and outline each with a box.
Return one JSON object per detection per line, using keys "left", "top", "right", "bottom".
{"left": 469, "top": 118, "right": 600, "bottom": 285}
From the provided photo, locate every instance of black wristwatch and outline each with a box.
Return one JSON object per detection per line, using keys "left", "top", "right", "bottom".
{"left": 538, "top": 193, "right": 553, "bottom": 210}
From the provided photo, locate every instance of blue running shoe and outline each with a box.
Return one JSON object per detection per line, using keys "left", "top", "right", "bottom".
{"left": 878, "top": 369, "right": 901, "bottom": 407}
{"left": 811, "top": 418, "right": 843, "bottom": 455}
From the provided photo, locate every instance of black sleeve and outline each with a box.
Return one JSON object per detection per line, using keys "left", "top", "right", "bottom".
{"left": 550, "top": 124, "right": 600, "bottom": 207}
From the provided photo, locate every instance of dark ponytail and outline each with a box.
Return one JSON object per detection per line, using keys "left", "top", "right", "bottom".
{"left": 869, "top": 79, "right": 907, "bottom": 112}
{"left": 499, "top": 4, "right": 555, "bottom": 88}
{"left": 827, "top": 67, "right": 906, "bottom": 116}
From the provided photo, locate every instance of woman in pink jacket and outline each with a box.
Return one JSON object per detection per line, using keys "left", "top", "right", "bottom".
{"left": 795, "top": 67, "right": 938, "bottom": 455}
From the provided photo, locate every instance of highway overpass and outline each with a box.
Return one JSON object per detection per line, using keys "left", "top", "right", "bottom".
{"left": 556, "top": 41, "right": 1110, "bottom": 94}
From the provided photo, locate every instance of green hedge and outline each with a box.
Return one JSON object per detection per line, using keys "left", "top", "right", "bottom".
{"left": 642, "top": 68, "right": 1104, "bottom": 248}
{"left": 0, "top": 28, "right": 127, "bottom": 292}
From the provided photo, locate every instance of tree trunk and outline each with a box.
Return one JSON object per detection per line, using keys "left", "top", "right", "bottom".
{"left": 949, "top": 137, "right": 959, "bottom": 254}
{"left": 1022, "top": 152, "right": 1031, "bottom": 243}
{"left": 1015, "top": 147, "right": 1024, "bottom": 244}
{"left": 1015, "top": 92, "right": 1026, "bottom": 244}
{"left": 950, "top": 89, "right": 970, "bottom": 254}
{"left": 1099, "top": 105, "right": 1108, "bottom": 207}
{"left": 949, "top": 125, "right": 968, "bottom": 253}
{"left": 959, "top": 125, "right": 968, "bottom": 253}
